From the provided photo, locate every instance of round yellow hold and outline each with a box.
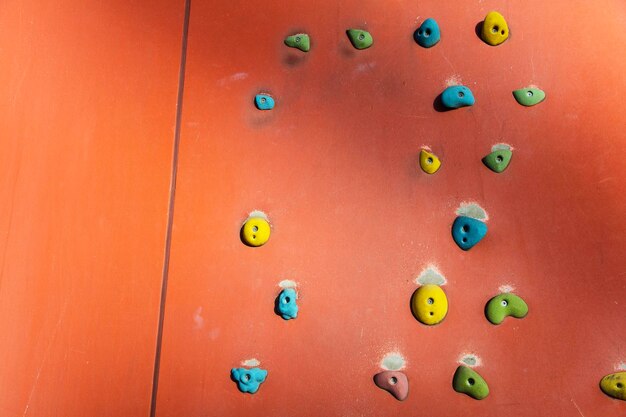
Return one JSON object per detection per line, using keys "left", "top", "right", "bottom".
{"left": 600, "top": 371, "right": 626, "bottom": 401}
{"left": 241, "top": 216, "right": 271, "bottom": 247}
{"left": 411, "top": 284, "right": 448, "bottom": 325}
{"left": 481, "top": 11, "right": 509, "bottom": 46}
{"left": 419, "top": 149, "right": 441, "bottom": 174}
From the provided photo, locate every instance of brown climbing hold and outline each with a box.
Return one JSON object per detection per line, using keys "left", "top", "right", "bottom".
{"left": 373, "top": 371, "right": 409, "bottom": 401}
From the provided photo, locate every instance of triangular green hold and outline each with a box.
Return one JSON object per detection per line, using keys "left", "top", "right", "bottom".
{"left": 512, "top": 87, "right": 546, "bottom": 106}
{"left": 284, "top": 33, "right": 310, "bottom": 52}
{"left": 453, "top": 366, "right": 489, "bottom": 400}
{"left": 482, "top": 149, "right": 512, "bottom": 173}
{"left": 346, "top": 29, "right": 373, "bottom": 50}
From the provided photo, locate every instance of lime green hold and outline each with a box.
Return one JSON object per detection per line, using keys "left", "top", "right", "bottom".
{"left": 485, "top": 293, "right": 529, "bottom": 325}
{"left": 453, "top": 366, "right": 489, "bottom": 400}
{"left": 512, "top": 87, "right": 546, "bottom": 106}
{"left": 284, "top": 33, "right": 310, "bottom": 52}
{"left": 346, "top": 29, "right": 373, "bottom": 50}
{"left": 482, "top": 149, "right": 512, "bottom": 173}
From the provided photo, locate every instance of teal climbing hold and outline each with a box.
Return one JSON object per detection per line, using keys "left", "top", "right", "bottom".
{"left": 512, "top": 87, "right": 545, "bottom": 106}
{"left": 414, "top": 18, "right": 441, "bottom": 48}
{"left": 284, "top": 33, "right": 310, "bottom": 52}
{"left": 277, "top": 288, "right": 298, "bottom": 320}
{"left": 485, "top": 293, "right": 529, "bottom": 325}
{"left": 453, "top": 365, "right": 489, "bottom": 400}
{"left": 451, "top": 216, "right": 487, "bottom": 251}
{"left": 255, "top": 94, "right": 275, "bottom": 110}
{"left": 231, "top": 367, "right": 268, "bottom": 394}
{"left": 482, "top": 149, "right": 512, "bottom": 173}
{"left": 346, "top": 29, "right": 373, "bottom": 49}
{"left": 441, "top": 86, "right": 475, "bottom": 109}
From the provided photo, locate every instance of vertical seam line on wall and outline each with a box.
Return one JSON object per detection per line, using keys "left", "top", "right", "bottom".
{"left": 150, "top": 0, "right": 191, "bottom": 416}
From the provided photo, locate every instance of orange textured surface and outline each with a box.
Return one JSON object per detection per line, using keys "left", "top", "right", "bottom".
{"left": 155, "top": 1, "right": 626, "bottom": 416}
{"left": 0, "top": 1, "right": 625, "bottom": 416}
{"left": 0, "top": 0, "right": 184, "bottom": 415}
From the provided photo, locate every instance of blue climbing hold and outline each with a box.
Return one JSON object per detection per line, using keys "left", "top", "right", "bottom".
{"left": 414, "top": 18, "right": 441, "bottom": 48}
{"left": 254, "top": 94, "right": 275, "bottom": 110}
{"left": 451, "top": 216, "right": 488, "bottom": 251}
{"left": 441, "top": 86, "right": 475, "bottom": 109}
{"left": 231, "top": 367, "right": 268, "bottom": 394}
{"left": 277, "top": 288, "right": 298, "bottom": 320}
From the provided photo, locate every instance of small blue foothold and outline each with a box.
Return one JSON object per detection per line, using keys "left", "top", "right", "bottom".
{"left": 277, "top": 288, "right": 298, "bottom": 320}
{"left": 254, "top": 94, "right": 275, "bottom": 110}
{"left": 414, "top": 18, "right": 441, "bottom": 48}
{"left": 231, "top": 367, "right": 268, "bottom": 394}
{"left": 451, "top": 216, "right": 488, "bottom": 251}
{"left": 441, "top": 86, "right": 475, "bottom": 109}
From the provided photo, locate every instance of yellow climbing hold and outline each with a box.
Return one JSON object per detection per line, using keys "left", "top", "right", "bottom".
{"left": 600, "top": 372, "right": 626, "bottom": 401}
{"left": 410, "top": 284, "right": 448, "bottom": 325}
{"left": 241, "top": 215, "right": 271, "bottom": 247}
{"left": 419, "top": 149, "right": 441, "bottom": 174}
{"left": 481, "top": 11, "right": 509, "bottom": 46}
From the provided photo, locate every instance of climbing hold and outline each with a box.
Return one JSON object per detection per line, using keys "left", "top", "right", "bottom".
{"left": 453, "top": 365, "right": 489, "bottom": 400}
{"left": 346, "top": 29, "right": 373, "bottom": 50}
{"left": 254, "top": 94, "right": 275, "bottom": 110}
{"left": 485, "top": 293, "right": 529, "bottom": 325}
{"left": 482, "top": 148, "right": 512, "bottom": 173}
{"left": 414, "top": 18, "right": 441, "bottom": 48}
{"left": 419, "top": 149, "right": 441, "bottom": 174}
{"left": 231, "top": 367, "right": 268, "bottom": 394}
{"left": 277, "top": 288, "right": 298, "bottom": 320}
{"left": 481, "top": 11, "right": 509, "bottom": 46}
{"left": 410, "top": 284, "right": 448, "bottom": 325}
{"left": 241, "top": 214, "right": 271, "bottom": 247}
{"left": 600, "top": 372, "right": 626, "bottom": 401}
{"left": 451, "top": 216, "right": 487, "bottom": 251}
{"left": 284, "top": 33, "right": 310, "bottom": 52}
{"left": 374, "top": 371, "right": 409, "bottom": 401}
{"left": 513, "top": 87, "right": 546, "bottom": 106}
{"left": 441, "top": 86, "right": 475, "bottom": 109}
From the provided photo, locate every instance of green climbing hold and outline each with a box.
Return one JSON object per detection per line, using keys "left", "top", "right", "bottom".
{"left": 453, "top": 366, "right": 489, "bottom": 400}
{"left": 512, "top": 87, "right": 546, "bottom": 106}
{"left": 482, "top": 149, "right": 512, "bottom": 173}
{"left": 284, "top": 33, "right": 310, "bottom": 52}
{"left": 485, "top": 293, "right": 529, "bottom": 325}
{"left": 346, "top": 29, "right": 373, "bottom": 50}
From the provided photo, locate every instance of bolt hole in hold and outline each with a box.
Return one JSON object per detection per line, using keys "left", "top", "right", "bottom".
{"left": 496, "top": 155, "right": 503, "bottom": 163}
{"left": 462, "top": 237, "right": 468, "bottom": 243}
{"left": 358, "top": 33, "right": 365, "bottom": 40}
{"left": 427, "top": 297, "right": 434, "bottom": 305}
{"left": 427, "top": 157, "right": 433, "bottom": 164}
{"left": 462, "top": 225, "right": 470, "bottom": 232}
{"left": 284, "top": 297, "right": 290, "bottom": 303}
{"left": 295, "top": 36, "right": 301, "bottom": 43}
{"left": 501, "top": 300, "right": 508, "bottom": 307}
{"left": 243, "top": 374, "right": 251, "bottom": 382}
{"left": 389, "top": 377, "right": 398, "bottom": 385}
{"left": 252, "top": 226, "right": 258, "bottom": 232}
{"left": 617, "top": 382, "right": 624, "bottom": 389}
{"left": 252, "top": 235, "right": 256, "bottom": 239}
{"left": 458, "top": 91, "right": 465, "bottom": 98}
{"left": 468, "top": 378, "right": 475, "bottom": 386}
{"left": 526, "top": 90, "right": 533, "bottom": 97}
{"left": 425, "top": 28, "right": 431, "bottom": 37}
{"left": 429, "top": 311, "right": 434, "bottom": 316}
{"left": 418, "top": 30, "right": 423, "bottom": 35}
{"left": 491, "top": 25, "right": 499, "bottom": 34}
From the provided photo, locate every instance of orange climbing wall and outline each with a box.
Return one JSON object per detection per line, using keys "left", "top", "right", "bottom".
{"left": 0, "top": 0, "right": 184, "bottom": 415}
{"left": 0, "top": 1, "right": 625, "bottom": 416}
{"left": 155, "top": 1, "right": 626, "bottom": 416}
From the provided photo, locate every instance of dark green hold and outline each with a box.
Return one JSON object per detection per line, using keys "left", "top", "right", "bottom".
{"left": 485, "top": 293, "right": 529, "bottom": 325}
{"left": 284, "top": 33, "right": 310, "bottom": 52}
{"left": 482, "top": 149, "right": 512, "bottom": 173}
{"left": 346, "top": 29, "right": 373, "bottom": 50}
{"left": 512, "top": 87, "right": 546, "bottom": 106}
{"left": 453, "top": 366, "right": 489, "bottom": 400}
